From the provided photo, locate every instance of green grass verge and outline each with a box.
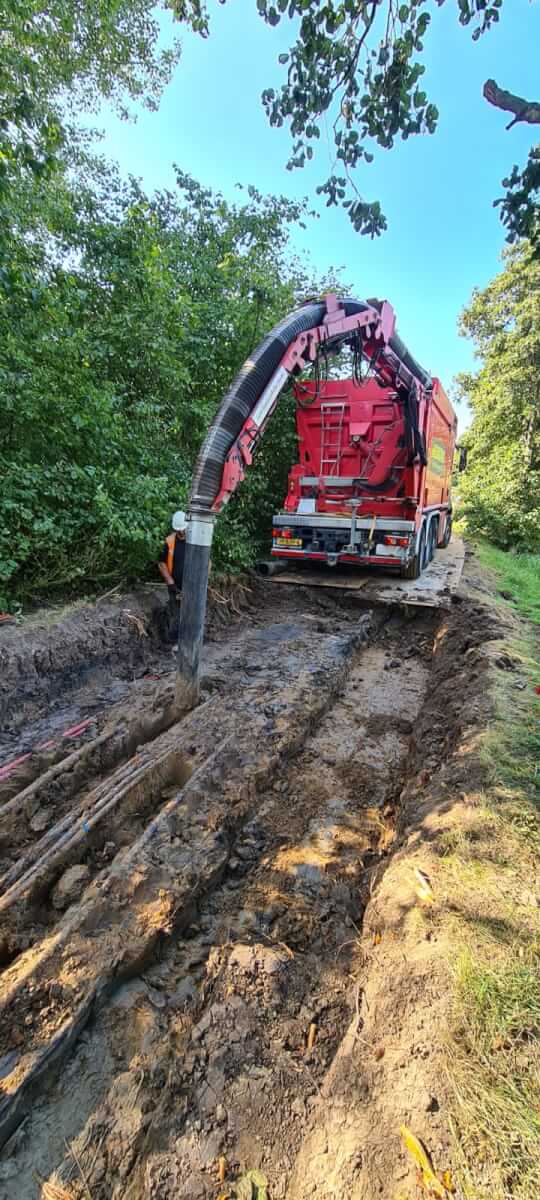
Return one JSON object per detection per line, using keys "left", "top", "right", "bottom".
{"left": 475, "top": 540, "right": 540, "bottom": 625}
{"left": 447, "top": 587, "right": 540, "bottom": 1198}
{"left": 451, "top": 950, "right": 540, "bottom": 1200}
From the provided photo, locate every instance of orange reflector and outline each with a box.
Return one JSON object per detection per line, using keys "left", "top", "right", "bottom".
{"left": 383, "top": 535, "right": 409, "bottom": 547}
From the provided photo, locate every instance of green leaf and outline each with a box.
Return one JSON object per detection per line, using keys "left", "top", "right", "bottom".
{"left": 235, "top": 1168, "right": 268, "bottom": 1200}
{"left": 248, "top": 1169, "right": 268, "bottom": 1188}
{"left": 235, "top": 1180, "right": 253, "bottom": 1200}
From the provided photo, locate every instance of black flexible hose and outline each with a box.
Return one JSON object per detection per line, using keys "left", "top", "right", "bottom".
{"left": 356, "top": 473, "right": 399, "bottom": 493}
{"left": 367, "top": 299, "right": 433, "bottom": 392}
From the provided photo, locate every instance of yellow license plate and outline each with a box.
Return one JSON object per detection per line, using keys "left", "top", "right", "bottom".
{"left": 275, "top": 537, "right": 302, "bottom": 547}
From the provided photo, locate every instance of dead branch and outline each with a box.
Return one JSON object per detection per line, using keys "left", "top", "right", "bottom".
{"left": 483, "top": 79, "right": 540, "bottom": 130}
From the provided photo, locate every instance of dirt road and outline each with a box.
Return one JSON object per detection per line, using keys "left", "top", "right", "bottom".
{"left": 0, "top": 560, "right": 500, "bottom": 1199}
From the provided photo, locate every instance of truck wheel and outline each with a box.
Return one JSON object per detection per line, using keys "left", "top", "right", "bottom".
{"left": 400, "top": 524, "right": 426, "bottom": 580}
{"left": 427, "top": 519, "right": 437, "bottom": 563}
{"left": 420, "top": 523, "right": 432, "bottom": 571}
{"left": 438, "top": 514, "right": 452, "bottom": 549}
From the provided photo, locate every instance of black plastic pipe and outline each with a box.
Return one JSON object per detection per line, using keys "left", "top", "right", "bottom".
{"left": 175, "top": 516, "right": 213, "bottom": 708}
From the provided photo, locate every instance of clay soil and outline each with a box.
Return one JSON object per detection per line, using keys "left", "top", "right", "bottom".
{"left": 0, "top": 558, "right": 514, "bottom": 1200}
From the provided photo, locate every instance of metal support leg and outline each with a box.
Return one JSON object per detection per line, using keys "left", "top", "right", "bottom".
{"left": 345, "top": 503, "right": 359, "bottom": 554}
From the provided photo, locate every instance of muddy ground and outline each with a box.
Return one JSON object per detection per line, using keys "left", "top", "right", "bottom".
{"left": 0, "top": 557, "right": 513, "bottom": 1199}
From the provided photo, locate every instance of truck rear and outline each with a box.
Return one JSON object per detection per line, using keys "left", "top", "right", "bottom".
{"left": 271, "top": 375, "right": 457, "bottom": 579}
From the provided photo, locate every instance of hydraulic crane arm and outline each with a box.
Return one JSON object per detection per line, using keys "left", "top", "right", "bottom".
{"left": 189, "top": 294, "right": 432, "bottom": 520}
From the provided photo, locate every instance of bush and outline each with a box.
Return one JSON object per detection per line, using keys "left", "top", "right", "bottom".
{"left": 0, "top": 164, "right": 318, "bottom": 607}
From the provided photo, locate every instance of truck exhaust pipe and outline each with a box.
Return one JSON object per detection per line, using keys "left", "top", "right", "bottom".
{"left": 256, "top": 560, "right": 287, "bottom": 577}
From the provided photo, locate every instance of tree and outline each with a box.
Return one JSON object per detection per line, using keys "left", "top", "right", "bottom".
{"left": 483, "top": 82, "right": 540, "bottom": 249}
{"left": 0, "top": 0, "right": 210, "bottom": 287}
{"left": 0, "top": 159, "right": 332, "bottom": 604}
{"left": 4, "top": 1, "right": 537, "bottom": 251}
{"left": 255, "top": 0, "right": 539, "bottom": 244}
{"left": 178, "top": 0, "right": 539, "bottom": 246}
{"left": 0, "top": 0, "right": 204, "bottom": 175}
{"left": 456, "top": 243, "right": 540, "bottom": 551}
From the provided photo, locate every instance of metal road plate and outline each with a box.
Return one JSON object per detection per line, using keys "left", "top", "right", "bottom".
{"left": 268, "top": 537, "right": 465, "bottom": 608}
{"left": 269, "top": 571, "right": 371, "bottom": 590}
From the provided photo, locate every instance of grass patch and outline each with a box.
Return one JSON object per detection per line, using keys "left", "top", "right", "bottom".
{"left": 483, "top": 636, "right": 540, "bottom": 829}
{"left": 475, "top": 540, "right": 540, "bottom": 625}
{"left": 451, "top": 952, "right": 540, "bottom": 1200}
{"left": 447, "top": 599, "right": 540, "bottom": 1198}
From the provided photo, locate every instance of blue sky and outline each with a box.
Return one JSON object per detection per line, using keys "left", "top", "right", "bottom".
{"left": 94, "top": 0, "right": 538, "bottom": 432}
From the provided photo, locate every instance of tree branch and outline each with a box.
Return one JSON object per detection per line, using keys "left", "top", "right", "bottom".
{"left": 483, "top": 79, "right": 540, "bottom": 130}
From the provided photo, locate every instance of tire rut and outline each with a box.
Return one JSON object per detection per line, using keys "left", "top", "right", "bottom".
{"left": 0, "top": 608, "right": 440, "bottom": 1200}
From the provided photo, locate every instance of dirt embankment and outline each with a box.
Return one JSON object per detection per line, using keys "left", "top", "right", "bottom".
{"left": 0, "top": 575, "right": 257, "bottom": 751}
{"left": 0, "top": 554, "right": 527, "bottom": 1200}
{"left": 0, "top": 591, "right": 167, "bottom": 736}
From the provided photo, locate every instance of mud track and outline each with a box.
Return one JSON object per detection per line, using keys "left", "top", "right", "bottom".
{"left": 0, "top": 575, "right": 490, "bottom": 1199}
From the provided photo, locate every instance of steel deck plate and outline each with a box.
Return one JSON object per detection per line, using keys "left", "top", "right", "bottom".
{"left": 268, "top": 537, "right": 465, "bottom": 609}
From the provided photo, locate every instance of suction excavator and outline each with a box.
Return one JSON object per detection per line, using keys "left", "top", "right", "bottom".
{"left": 176, "top": 294, "right": 458, "bottom": 698}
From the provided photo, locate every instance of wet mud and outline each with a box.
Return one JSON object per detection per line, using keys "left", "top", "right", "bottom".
{"left": 0, "top": 562, "right": 498, "bottom": 1200}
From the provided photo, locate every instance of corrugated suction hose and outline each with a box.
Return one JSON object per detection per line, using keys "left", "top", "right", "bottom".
{"left": 189, "top": 297, "right": 433, "bottom": 514}
{"left": 190, "top": 300, "right": 367, "bottom": 513}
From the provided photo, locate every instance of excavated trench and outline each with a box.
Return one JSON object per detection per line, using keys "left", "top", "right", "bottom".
{"left": 0, "top": 586, "right": 450, "bottom": 1199}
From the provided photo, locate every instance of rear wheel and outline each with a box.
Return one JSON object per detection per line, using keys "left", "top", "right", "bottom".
{"left": 438, "top": 513, "right": 452, "bottom": 549}
{"left": 400, "top": 524, "right": 426, "bottom": 580}
{"left": 420, "top": 522, "right": 432, "bottom": 571}
{"left": 427, "top": 518, "right": 437, "bottom": 563}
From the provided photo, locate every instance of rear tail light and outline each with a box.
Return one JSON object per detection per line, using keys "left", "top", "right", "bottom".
{"left": 383, "top": 535, "right": 409, "bottom": 547}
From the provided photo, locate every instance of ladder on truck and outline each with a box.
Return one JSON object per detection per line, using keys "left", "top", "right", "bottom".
{"left": 320, "top": 402, "right": 346, "bottom": 476}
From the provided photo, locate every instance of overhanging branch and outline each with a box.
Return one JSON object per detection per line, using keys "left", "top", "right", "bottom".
{"left": 483, "top": 79, "right": 540, "bottom": 130}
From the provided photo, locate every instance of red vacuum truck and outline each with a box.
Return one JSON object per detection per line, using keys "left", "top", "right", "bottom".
{"left": 176, "top": 293, "right": 459, "bottom": 699}
{"left": 270, "top": 371, "right": 457, "bottom": 579}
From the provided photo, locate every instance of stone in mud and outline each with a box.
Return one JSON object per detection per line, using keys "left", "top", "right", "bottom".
{"left": 196, "top": 1128, "right": 225, "bottom": 1165}
{"left": 191, "top": 1010, "right": 212, "bottom": 1041}
{"left": 236, "top": 909, "right": 259, "bottom": 934}
{"left": 0, "top": 1050, "right": 20, "bottom": 1080}
{"left": 229, "top": 943, "right": 287, "bottom": 976}
{"left": 51, "top": 863, "right": 91, "bottom": 910}
{"left": 169, "top": 975, "right": 198, "bottom": 1009}
{"left": 235, "top": 841, "right": 259, "bottom": 861}
{"left": 110, "top": 979, "right": 149, "bottom": 1010}
{"left": 29, "top": 809, "right": 49, "bottom": 833}
{"left": 145, "top": 1153, "right": 206, "bottom": 1198}
{"left": 0, "top": 1158, "right": 19, "bottom": 1184}
{"left": 146, "top": 985, "right": 167, "bottom": 1009}
{"left": 228, "top": 943, "right": 258, "bottom": 972}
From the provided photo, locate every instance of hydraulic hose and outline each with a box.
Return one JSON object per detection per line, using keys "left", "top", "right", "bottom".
{"left": 367, "top": 299, "right": 433, "bottom": 392}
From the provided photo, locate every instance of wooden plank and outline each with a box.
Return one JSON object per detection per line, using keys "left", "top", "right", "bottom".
{"left": 269, "top": 571, "right": 370, "bottom": 591}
